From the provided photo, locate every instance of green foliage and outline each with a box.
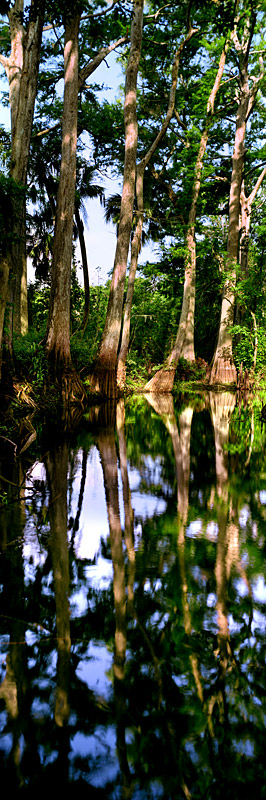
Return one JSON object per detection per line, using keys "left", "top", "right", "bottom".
{"left": 28, "top": 283, "right": 50, "bottom": 332}
{"left": 70, "top": 335, "right": 94, "bottom": 373}
{"left": 175, "top": 357, "right": 208, "bottom": 382}
{"left": 0, "top": 172, "right": 24, "bottom": 256}
{"left": 13, "top": 331, "right": 47, "bottom": 387}
{"left": 232, "top": 324, "right": 255, "bottom": 371}
{"left": 232, "top": 323, "right": 266, "bottom": 376}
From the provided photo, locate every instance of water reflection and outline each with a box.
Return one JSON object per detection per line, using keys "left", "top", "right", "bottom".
{"left": 1, "top": 392, "right": 266, "bottom": 796}
{"left": 96, "top": 410, "right": 131, "bottom": 797}
{"left": 45, "top": 443, "right": 71, "bottom": 730}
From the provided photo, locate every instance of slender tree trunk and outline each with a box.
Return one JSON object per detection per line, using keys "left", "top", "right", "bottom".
{"left": 239, "top": 181, "right": 251, "bottom": 277}
{"left": 89, "top": 0, "right": 144, "bottom": 399}
{"left": 75, "top": 205, "right": 90, "bottom": 334}
{"left": 116, "top": 24, "right": 197, "bottom": 393}
{"left": 116, "top": 166, "right": 144, "bottom": 394}
{"left": 45, "top": 13, "right": 85, "bottom": 402}
{"left": 9, "top": 0, "right": 44, "bottom": 333}
{"left": 0, "top": 256, "right": 11, "bottom": 379}
{"left": 210, "top": 71, "right": 250, "bottom": 384}
{"left": 210, "top": 2, "right": 262, "bottom": 385}
{"left": 0, "top": 0, "right": 44, "bottom": 375}
{"left": 145, "top": 40, "right": 230, "bottom": 393}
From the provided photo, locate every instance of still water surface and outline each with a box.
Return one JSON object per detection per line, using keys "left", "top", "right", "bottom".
{"left": 1, "top": 392, "right": 266, "bottom": 798}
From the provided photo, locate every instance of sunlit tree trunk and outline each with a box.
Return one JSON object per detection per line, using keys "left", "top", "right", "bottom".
{"left": 0, "top": 256, "right": 11, "bottom": 379}
{"left": 43, "top": 27, "right": 129, "bottom": 401}
{"left": 116, "top": 23, "right": 198, "bottom": 393}
{"left": 210, "top": 76, "right": 250, "bottom": 384}
{"left": 90, "top": 0, "right": 144, "bottom": 399}
{"left": 0, "top": 0, "right": 44, "bottom": 370}
{"left": 210, "top": 10, "right": 261, "bottom": 384}
{"left": 145, "top": 39, "right": 231, "bottom": 393}
{"left": 45, "top": 13, "right": 85, "bottom": 402}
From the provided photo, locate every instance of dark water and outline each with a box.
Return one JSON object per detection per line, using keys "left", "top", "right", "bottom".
{"left": 1, "top": 391, "right": 266, "bottom": 798}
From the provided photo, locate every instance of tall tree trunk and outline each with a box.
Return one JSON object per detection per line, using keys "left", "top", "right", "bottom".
{"left": 42, "top": 29, "right": 130, "bottom": 402}
{"left": 45, "top": 13, "right": 84, "bottom": 402}
{"left": 0, "top": 0, "right": 44, "bottom": 375}
{"left": 116, "top": 23, "right": 198, "bottom": 393}
{"left": 210, "top": 73, "right": 250, "bottom": 384}
{"left": 210, "top": 8, "right": 261, "bottom": 384}
{"left": 0, "top": 256, "right": 11, "bottom": 379}
{"left": 89, "top": 0, "right": 144, "bottom": 399}
{"left": 7, "top": 0, "right": 44, "bottom": 332}
{"left": 145, "top": 37, "right": 231, "bottom": 394}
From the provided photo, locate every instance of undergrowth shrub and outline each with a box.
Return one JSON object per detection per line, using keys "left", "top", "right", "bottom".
{"left": 13, "top": 331, "right": 47, "bottom": 386}
{"left": 175, "top": 357, "right": 208, "bottom": 382}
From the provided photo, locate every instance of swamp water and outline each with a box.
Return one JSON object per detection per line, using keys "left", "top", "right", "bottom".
{"left": 1, "top": 391, "right": 266, "bottom": 798}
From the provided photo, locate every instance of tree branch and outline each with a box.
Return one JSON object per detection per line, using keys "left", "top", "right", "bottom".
{"left": 32, "top": 121, "right": 61, "bottom": 138}
{"left": 139, "top": 26, "right": 198, "bottom": 173}
{"left": 78, "top": 34, "right": 129, "bottom": 89}
{"left": 248, "top": 163, "right": 266, "bottom": 205}
{"left": 0, "top": 52, "right": 10, "bottom": 71}
{"left": 81, "top": 0, "right": 119, "bottom": 20}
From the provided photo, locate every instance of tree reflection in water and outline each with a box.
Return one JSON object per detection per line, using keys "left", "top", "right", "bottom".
{"left": 0, "top": 457, "right": 30, "bottom": 789}
{"left": 96, "top": 408, "right": 132, "bottom": 798}
{"left": 1, "top": 394, "right": 266, "bottom": 796}
{"left": 45, "top": 443, "right": 71, "bottom": 730}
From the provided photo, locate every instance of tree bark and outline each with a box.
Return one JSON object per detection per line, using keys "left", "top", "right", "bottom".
{"left": 7, "top": 0, "right": 44, "bottom": 334}
{"left": 0, "top": 0, "right": 44, "bottom": 372}
{"left": 210, "top": 75, "right": 250, "bottom": 384}
{"left": 45, "top": 13, "right": 85, "bottom": 402}
{"left": 0, "top": 256, "right": 11, "bottom": 380}
{"left": 116, "top": 24, "right": 198, "bottom": 393}
{"left": 89, "top": 0, "right": 144, "bottom": 399}
{"left": 145, "top": 38, "right": 231, "bottom": 393}
{"left": 210, "top": 10, "right": 261, "bottom": 385}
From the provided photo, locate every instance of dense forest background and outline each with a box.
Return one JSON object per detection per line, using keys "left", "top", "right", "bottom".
{"left": 1, "top": 0, "right": 266, "bottom": 405}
